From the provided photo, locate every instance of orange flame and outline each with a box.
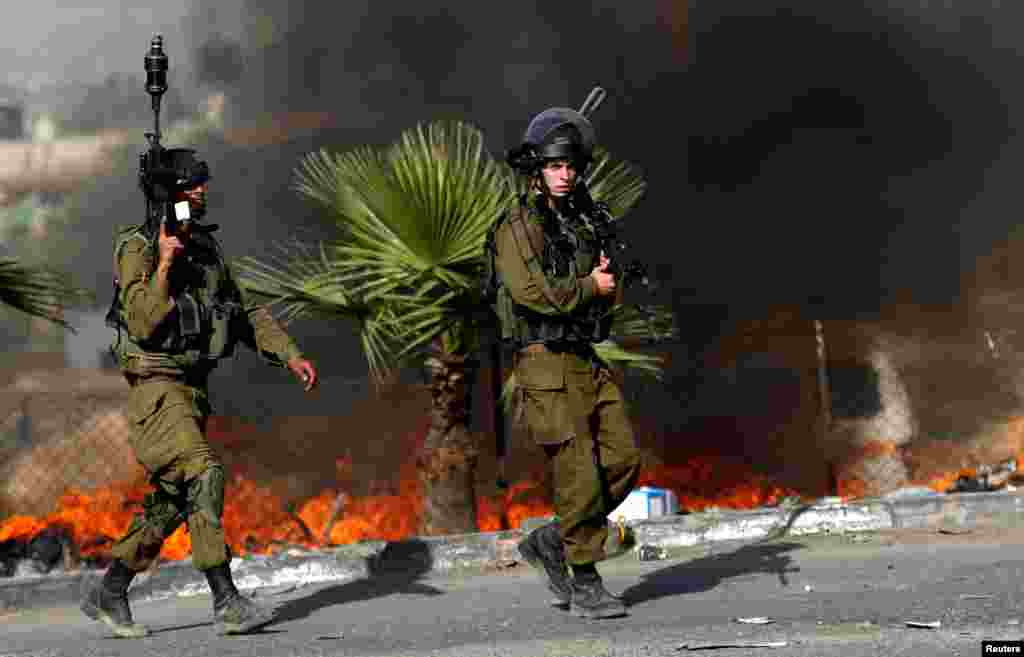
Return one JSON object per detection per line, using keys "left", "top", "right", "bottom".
{"left": 638, "top": 456, "right": 803, "bottom": 511}
{"left": 0, "top": 452, "right": 833, "bottom": 563}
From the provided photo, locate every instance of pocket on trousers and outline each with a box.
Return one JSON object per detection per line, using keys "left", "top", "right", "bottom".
{"left": 517, "top": 357, "right": 566, "bottom": 390}
{"left": 127, "top": 384, "right": 195, "bottom": 426}
{"left": 127, "top": 385, "right": 168, "bottom": 426}
{"left": 521, "top": 389, "right": 573, "bottom": 445}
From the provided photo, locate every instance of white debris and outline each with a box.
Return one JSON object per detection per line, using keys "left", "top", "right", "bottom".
{"left": 882, "top": 486, "right": 941, "bottom": 500}
{"left": 735, "top": 617, "right": 773, "bottom": 624}
{"left": 678, "top": 641, "right": 788, "bottom": 650}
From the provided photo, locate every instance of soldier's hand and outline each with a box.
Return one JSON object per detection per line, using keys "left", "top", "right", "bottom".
{"left": 288, "top": 357, "right": 318, "bottom": 392}
{"left": 158, "top": 221, "right": 185, "bottom": 268}
{"left": 591, "top": 267, "right": 616, "bottom": 296}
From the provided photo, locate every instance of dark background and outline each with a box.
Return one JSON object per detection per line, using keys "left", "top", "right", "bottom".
{"left": 14, "top": 1, "right": 1024, "bottom": 489}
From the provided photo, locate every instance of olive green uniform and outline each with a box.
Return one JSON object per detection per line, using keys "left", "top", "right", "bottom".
{"left": 494, "top": 195, "right": 641, "bottom": 565}
{"left": 108, "top": 229, "right": 301, "bottom": 571}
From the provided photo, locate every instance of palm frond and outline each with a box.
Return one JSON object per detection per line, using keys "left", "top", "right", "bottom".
{"left": 293, "top": 121, "right": 510, "bottom": 296}
{"left": 239, "top": 121, "right": 518, "bottom": 380}
{"left": 593, "top": 341, "right": 666, "bottom": 378}
{"left": 0, "top": 258, "right": 91, "bottom": 330}
{"left": 234, "top": 241, "right": 368, "bottom": 321}
{"left": 607, "top": 303, "right": 679, "bottom": 344}
{"left": 584, "top": 146, "right": 647, "bottom": 219}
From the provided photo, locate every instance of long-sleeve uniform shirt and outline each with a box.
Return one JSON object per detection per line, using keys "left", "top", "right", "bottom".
{"left": 115, "top": 232, "right": 302, "bottom": 380}
{"left": 494, "top": 205, "right": 599, "bottom": 318}
{"left": 493, "top": 197, "right": 621, "bottom": 348}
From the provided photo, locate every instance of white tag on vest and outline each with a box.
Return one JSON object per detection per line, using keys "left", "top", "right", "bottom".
{"left": 174, "top": 201, "right": 191, "bottom": 222}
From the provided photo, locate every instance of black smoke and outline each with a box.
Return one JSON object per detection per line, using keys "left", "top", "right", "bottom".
{"left": 28, "top": 2, "right": 1024, "bottom": 482}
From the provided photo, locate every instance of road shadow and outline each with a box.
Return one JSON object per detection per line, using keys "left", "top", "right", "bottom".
{"left": 621, "top": 539, "right": 805, "bottom": 607}
{"left": 146, "top": 621, "right": 214, "bottom": 635}
{"left": 270, "top": 539, "right": 445, "bottom": 626}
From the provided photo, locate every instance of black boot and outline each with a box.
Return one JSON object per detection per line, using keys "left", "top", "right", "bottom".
{"left": 203, "top": 563, "right": 277, "bottom": 635}
{"left": 570, "top": 568, "right": 628, "bottom": 619}
{"left": 517, "top": 521, "right": 573, "bottom": 609}
{"left": 80, "top": 559, "right": 150, "bottom": 638}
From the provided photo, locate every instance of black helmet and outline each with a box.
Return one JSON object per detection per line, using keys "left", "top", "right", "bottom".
{"left": 161, "top": 147, "right": 210, "bottom": 190}
{"left": 141, "top": 147, "right": 210, "bottom": 203}
{"left": 507, "top": 107, "right": 596, "bottom": 173}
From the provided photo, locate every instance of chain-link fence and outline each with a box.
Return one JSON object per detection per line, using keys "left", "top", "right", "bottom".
{"left": 0, "top": 366, "right": 143, "bottom": 520}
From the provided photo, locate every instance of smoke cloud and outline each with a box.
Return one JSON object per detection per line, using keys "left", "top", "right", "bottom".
{"left": 8, "top": 1, "right": 1024, "bottom": 491}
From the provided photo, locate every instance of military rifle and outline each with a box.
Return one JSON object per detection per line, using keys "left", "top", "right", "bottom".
{"left": 139, "top": 35, "right": 195, "bottom": 236}
{"left": 576, "top": 86, "right": 649, "bottom": 290}
{"left": 104, "top": 35, "right": 184, "bottom": 333}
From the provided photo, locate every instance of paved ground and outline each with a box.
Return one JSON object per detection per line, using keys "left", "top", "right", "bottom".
{"left": 4, "top": 518, "right": 1024, "bottom": 656}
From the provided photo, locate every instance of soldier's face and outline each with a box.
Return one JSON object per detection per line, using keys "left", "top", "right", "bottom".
{"left": 181, "top": 183, "right": 207, "bottom": 210}
{"left": 541, "top": 160, "right": 577, "bottom": 197}
{"left": 176, "top": 183, "right": 208, "bottom": 226}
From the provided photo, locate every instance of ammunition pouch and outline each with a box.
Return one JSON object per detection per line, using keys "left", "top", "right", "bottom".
{"left": 175, "top": 292, "right": 202, "bottom": 348}
{"left": 207, "top": 300, "right": 242, "bottom": 360}
{"left": 511, "top": 302, "right": 606, "bottom": 350}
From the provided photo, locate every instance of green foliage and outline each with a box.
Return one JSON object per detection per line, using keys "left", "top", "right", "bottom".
{"left": 236, "top": 119, "right": 676, "bottom": 384}
{"left": 238, "top": 121, "right": 511, "bottom": 379}
{"left": 0, "top": 258, "right": 92, "bottom": 330}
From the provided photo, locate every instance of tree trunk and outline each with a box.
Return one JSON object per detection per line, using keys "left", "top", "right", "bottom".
{"left": 417, "top": 346, "right": 479, "bottom": 536}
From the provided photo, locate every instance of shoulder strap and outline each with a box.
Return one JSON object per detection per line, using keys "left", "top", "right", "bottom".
{"left": 503, "top": 201, "right": 571, "bottom": 313}
{"left": 113, "top": 225, "right": 151, "bottom": 281}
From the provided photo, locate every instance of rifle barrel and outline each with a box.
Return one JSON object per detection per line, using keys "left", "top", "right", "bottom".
{"left": 579, "top": 86, "right": 606, "bottom": 119}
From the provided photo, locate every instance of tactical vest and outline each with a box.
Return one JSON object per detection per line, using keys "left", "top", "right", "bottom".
{"left": 107, "top": 226, "right": 243, "bottom": 377}
{"left": 491, "top": 197, "right": 614, "bottom": 349}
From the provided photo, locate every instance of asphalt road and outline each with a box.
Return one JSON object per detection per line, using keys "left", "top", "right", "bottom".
{"left": 4, "top": 523, "right": 1024, "bottom": 657}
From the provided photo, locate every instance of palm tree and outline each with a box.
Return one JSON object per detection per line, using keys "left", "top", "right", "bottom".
{"left": 234, "top": 120, "right": 676, "bottom": 536}
{"left": 0, "top": 257, "right": 88, "bottom": 330}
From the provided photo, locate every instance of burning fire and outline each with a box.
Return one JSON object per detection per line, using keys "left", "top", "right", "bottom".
{"left": 8, "top": 424, "right": 1024, "bottom": 564}
{"left": 0, "top": 452, "right": 815, "bottom": 564}
{"left": 638, "top": 456, "right": 801, "bottom": 511}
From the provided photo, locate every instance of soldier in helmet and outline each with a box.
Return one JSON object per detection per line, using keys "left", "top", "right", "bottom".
{"left": 494, "top": 108, "right": 641, "bottom": 619}
{"left": 81, "top": 147, "right": 318, "bottom": 638}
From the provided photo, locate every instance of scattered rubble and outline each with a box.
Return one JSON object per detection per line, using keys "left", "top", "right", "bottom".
{"left": 938, "top": 527, "right": 972, "bottom": 536}
{"left": 946, "top": 459, "right": 1018, "bottom": 493}
{"left": 0, "top": 538, "right": 24, "bottom": 577}
{"left": 636, "top": 544, "right": 668, "bottom": 561}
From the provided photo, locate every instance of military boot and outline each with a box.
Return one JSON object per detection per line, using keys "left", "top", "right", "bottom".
{"left": 570, "top": 571, "right": 628, "bottom": 619}
{"left": 204, "top": 563, "right": 277, "bottom": 635}
{"left": 80, "top": 559, "right": 150, "bottom": 638}
{"left": 517, "top": 521, "right": 573, "bottom": 608}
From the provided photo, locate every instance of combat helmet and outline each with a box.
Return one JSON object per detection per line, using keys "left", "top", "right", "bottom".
{"left": 506, "top": 107, "right": 596, "bottom": 174}
{"left": 140, "top": 146, "right": 211, "bottom": 204}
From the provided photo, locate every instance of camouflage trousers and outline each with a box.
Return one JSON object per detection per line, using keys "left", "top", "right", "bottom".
{"left": 515, "top": 346, "right": 641, "bottom": 565}
{"left": 110, "top": 378, "right": 230, "bottom": 572}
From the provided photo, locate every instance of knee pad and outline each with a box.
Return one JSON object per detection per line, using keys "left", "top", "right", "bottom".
{"left": 187, "top": 464, "right": 226, "bottom": 529}
{"left": 142, "top": 491, "right": 187, "bottom": 538}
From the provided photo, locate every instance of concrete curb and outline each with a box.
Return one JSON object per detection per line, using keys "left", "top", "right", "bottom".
{"left": 2, "top": 490, "right": 1022, "bottom": 613}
